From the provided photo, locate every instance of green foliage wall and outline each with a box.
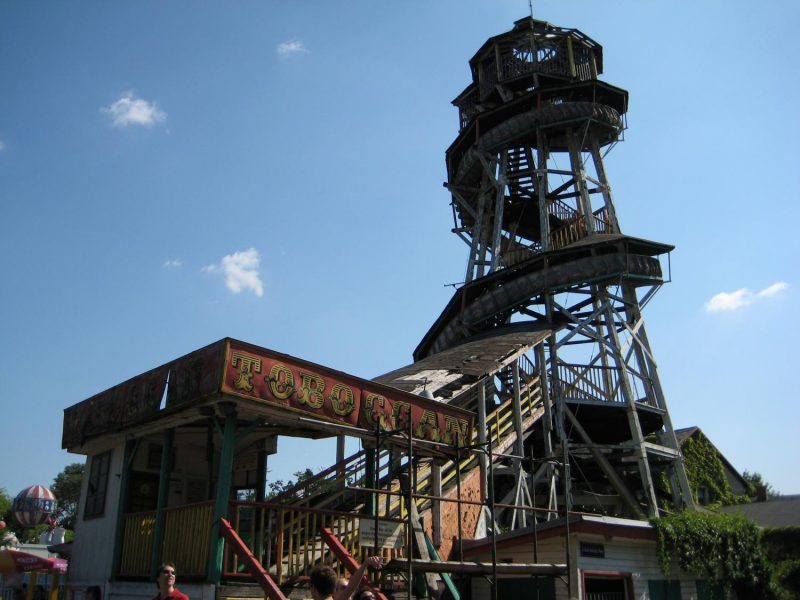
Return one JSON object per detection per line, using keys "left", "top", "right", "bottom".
{"left": 652, "top": 513, "right": 800, "bottom": 599}
{"left": 651, "top": 511, "right": 770, "bottom": 593}
{"left": 761, "top": 527, "right": 800, "bottom": 599}
{"left": 680, "top": 432, "right": 747, "bottom": 506}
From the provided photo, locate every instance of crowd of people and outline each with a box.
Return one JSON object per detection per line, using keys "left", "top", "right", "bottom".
{"left": 114, "top": 555, "right": 386, "bottom": 600}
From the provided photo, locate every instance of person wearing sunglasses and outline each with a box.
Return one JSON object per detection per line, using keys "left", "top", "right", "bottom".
{"left": 153, "top": 563, "right": 190, "bottom": 600}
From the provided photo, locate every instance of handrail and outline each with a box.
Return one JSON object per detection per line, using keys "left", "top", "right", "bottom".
{"left": 219, "top": 517, "right": 288, "bottom": 600}
{"left": 270, "top": 449, "right": 368, "bottom": 506}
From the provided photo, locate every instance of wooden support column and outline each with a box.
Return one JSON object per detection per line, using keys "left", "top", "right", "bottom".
{"left": 207, "top": 403, "right": 238, "bottom": 583}
{"left": 599, "top": 298, "right": 659, "bottom": 517}
{"left": 336, "top": 435, "right": 346, "bottom": 488}
{"left": 535, "top": 344, "right": 558, "bottom": 516}
{"left": 364, "top": 447, "right": 376, "bottom": 516}
{"left": 431, "top": 460, "right": 443, "bottom": 546}
{"left": 206, "top": 417, "right": 215, "bottom": 500}
{"left": 536, "top": 129, "right": 551, "bottom": 252}
{"left": 150, "top": 428, "right": 174, "bottom": 578}
{"left": 489, "top": 152, "right": 508, "bottom": 272}
{"left": 621, "top": 285, "right": 695, "bottom": 510}
{"left": 589, "top": 137, "right": 620, "bottom": 233}
{"left": 511, "top": 362, "right": 525, "bottom": 460}
{"left": 566, "top": 130, "right": 595, "bottom": 234}
{"left": 111, "top": 438, "right": 140, "bottom": 578}
{"left": 477, "top": 381, "right": 488, "bottom": 499}
{"left": 48, "top": 571, "right": 59, "bottom": 600}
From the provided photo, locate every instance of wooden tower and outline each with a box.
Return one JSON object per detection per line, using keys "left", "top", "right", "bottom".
{"left": 416, "top": 17, "right": 694, "bottom": 519}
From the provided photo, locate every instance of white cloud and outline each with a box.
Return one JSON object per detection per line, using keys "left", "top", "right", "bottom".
{"left": 102, "top": 92, "right": 167, "bottom": 127}
{"left": 705, "top": 281, "right": 788, "bottom": 312}
{"left": 203, "top": 248, "right": 264, "bottom": 298}
{"left": 757, "top": 281, "right": 788, "bottom": 298}
{"left": 162, "top": 259, "right": 182, "bottom": 268}
{"left": 277, "top": 40, "right": 308, "bottom": 57}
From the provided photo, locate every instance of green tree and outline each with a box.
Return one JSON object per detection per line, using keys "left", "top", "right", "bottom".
{"left": 51, "top": 463, "right": 84, "bottom": 530}
{"left": 742, "top": 470, "right": 779, "bottom": 499}
{"left": 0, "top": 487, "right": 11, "bottom": 517}
{"left": 0, "top": 487, "right": 16, "bottom": 545}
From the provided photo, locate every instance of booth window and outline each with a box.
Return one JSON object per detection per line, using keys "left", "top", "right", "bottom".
{"left": 84, "top": 450, "right": 112, "bottom": 519}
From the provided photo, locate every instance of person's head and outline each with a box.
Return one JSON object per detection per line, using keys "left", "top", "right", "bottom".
{"left": 309, "top": 565, "right": 337, "bottom": 600}
{"left": 156, "top": 563, "right": 177, "bottom": 590}
{"left": 356, "top": 590, "right": 376, "bottom": 600}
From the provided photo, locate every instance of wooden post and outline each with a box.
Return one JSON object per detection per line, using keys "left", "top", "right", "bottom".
{"left": 477, "top": 381, "right": 488, "bottom": 499}
{"left": 431, "top": 461, "right": 442, "bottom": 546}
{"left": 150, "top": 428, "right": 174, "bottom": 578}
{"left": 48, "top": 571, "right": 59, "bottom": 600}
{"left": 207, "top": 403, "right": 238, "bottom": 583}
{"left": 26, "top": 571, "right": 35, "bottom": 600}
{"left": 111, "top": 438, "right": 139, "bottom": 578}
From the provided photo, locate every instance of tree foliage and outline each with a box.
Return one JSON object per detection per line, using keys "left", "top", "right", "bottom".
{"left": 761, "top": 527, "right": 800, "bottom": 600}
{"left": 265, "top": 469, "right": 315, "bottom": 502}
{"left": 51, "top": 463, "right": 84, "bottom": 529}
{"left": 742, "top": 470, "right": 779, "bottom": 499}
{"left": 0, "top": 487, "right": 11, "bottom": 517}
{"left": 651, "top": 511, "right": 772, "bottom": 597}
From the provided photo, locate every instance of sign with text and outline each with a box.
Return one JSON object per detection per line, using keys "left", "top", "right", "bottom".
{"left": 358, "top": 518, "right": 405, "bottom": 549}
{"left": 222, "top": 340, "right": 474, "bottom": 450}
{"left": 63, "top": 338, "right": 475, "bottom": 453}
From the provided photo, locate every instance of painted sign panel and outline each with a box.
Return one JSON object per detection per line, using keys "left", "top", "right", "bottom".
{"left": 62, "top": 338, "right": 474, "bottom": 452}
{"left": 221, "top": 340, "right": 474, "bottom": 449}
{"left": 62, "top": 341, "right": 225, "bottom": 449}
{"left": 358, "top": 519, "right": 405, "bottom": 549}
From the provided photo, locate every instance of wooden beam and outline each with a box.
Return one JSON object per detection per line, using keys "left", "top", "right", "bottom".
{"left": 385, "top": 559, "right": 567, "bottom": 576}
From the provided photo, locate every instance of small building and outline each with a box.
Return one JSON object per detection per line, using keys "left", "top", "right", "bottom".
{"left": 674, "top": 427, "right": 750, "bottom": 505}
{"left": 60, "top": 338, "right": 482, "bottom": 600}
{"left": 463, "top": 515, "right": 720, "bottom": 600}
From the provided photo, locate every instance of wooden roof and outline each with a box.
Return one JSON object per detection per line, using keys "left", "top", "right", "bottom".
{"left": 373, "top": 330, "right": 548, "bottom": 400}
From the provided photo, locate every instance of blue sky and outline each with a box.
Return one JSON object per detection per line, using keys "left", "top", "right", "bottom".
{"left": 1, "top": 1, "right": 798, "bottom": 501}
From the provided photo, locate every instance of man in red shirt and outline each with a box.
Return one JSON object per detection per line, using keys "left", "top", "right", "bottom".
{"left": 153, "top": 563, "right": 190, "bottom": 600}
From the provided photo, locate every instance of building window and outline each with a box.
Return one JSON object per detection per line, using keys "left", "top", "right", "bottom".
{"left": 584, "top": 574, "right": 630, "bottom": 600}
{"left": 84, "top": 450, "right": 112, "bottom": 519}
{"left": 696, "top": 580, "right": 724, "bottom": 600}
{"left": 580, "top": 542, "right": 605, "bottom": 558}
{"left": 648, "top": 579, "right": 682, "bottom": 600}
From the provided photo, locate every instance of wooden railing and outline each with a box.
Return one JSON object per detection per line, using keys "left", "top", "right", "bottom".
{"left": 118, "top": 510, "right": 156, "bottom": 577}
{"left": 163, "top": 501, "right": 214, "bottom": 577}
{"left": 270, "top": 450, "right": 369, "bottom": 510}
{"left": 556, "top": 363, "right": 618, "bottom": 403}
{"left": 118, "top": 502, "right": 213, "bottom": 579}
{"left": 556, "top": 362, "right": 656, "bottom": 407}
{"left": 225, "top": 501, "right": 405, "bottom": 585}
{"left": 548, "top": 200, "right": 612, "bottom": 250}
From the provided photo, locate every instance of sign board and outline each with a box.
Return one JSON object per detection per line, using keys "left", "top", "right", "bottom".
{"left": 63, "top": 338, "right": 475, "bottom": 453}
{"left": 358, "top": 518, "right": 405, "bottom": 549}
{"left": 222, "top": 340, "right": 474, "bottom": 450}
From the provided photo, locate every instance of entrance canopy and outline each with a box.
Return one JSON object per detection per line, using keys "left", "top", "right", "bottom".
{"left": 0, "top": 549, "right": 67, "bottom": 575}
{"left": 62, "top": 338, "right": 475, "bottom": 455}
